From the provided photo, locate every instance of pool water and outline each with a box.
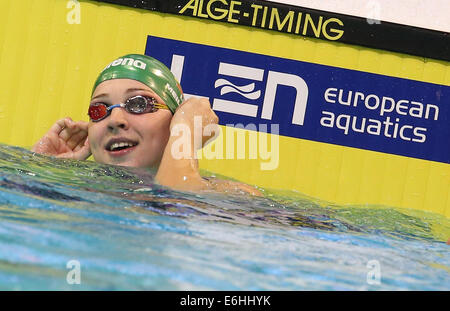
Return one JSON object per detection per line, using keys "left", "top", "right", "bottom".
{"left": 0, "top": 144, "right": 448, "bottom": 290}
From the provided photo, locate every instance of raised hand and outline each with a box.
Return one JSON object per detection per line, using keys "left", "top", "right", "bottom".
{"left": 31, "top": 117, "right": 91, "bottom": 160}
{"left": 156, "top": 97, "right": 218, "bottom": 191}
{"left": 170, "top": 96, "right": 220, "bottom": 150}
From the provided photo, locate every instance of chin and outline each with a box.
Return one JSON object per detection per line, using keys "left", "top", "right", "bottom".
{"left": 114, "top": 160, "right": 140, "bottom": 168}
{"left": 93, "top": 153, "right": 159, "bottom": 169}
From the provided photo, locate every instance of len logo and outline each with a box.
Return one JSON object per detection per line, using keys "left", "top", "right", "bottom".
{"left": 169, "top": 54, "right": 309, "bottom": 126}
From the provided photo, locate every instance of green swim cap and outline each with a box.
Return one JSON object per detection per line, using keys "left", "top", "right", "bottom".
{"left": 92, "top": 54, "right": 184, "bottom": 114}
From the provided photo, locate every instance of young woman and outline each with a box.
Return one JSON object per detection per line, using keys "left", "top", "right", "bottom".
{"left": 32, "top": 54, "right": 261, "bottom": 195}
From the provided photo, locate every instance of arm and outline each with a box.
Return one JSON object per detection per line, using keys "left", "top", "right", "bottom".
{"left": 31, "top": 117, "right": 91, "bottom": 160}
{"left": 155, "top": 97, "right": 217, "bottom": 191}
{"left": 155, "top": 97, "right": 262, "bottom": 196}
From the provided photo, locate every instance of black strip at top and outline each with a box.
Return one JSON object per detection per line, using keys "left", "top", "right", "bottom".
{"left": 92, "top": 0, "right": 450, "bottom": 62}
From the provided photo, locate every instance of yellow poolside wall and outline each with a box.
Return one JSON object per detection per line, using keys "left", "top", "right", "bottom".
{"left": 0, "top": 0, "right": 448, "bottom": 217}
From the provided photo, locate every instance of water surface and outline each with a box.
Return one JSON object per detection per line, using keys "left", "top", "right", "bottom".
{"left": 0, "top": 144, "right": 448, "bottom": 290}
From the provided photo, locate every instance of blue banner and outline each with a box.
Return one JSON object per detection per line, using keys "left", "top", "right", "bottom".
{"left": 145, "top": 36, "right": 449, "bottom": 164}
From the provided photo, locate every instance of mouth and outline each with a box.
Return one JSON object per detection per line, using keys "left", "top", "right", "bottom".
{"left": 105, "top": 138, "right": 138, "bottom": 156}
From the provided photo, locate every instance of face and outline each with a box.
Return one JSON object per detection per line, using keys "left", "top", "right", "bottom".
{"left": 88, "top": 79, "right": 172, "bottom": 168}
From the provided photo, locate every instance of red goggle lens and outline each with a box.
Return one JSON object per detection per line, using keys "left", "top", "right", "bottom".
{"left": 88, "top": 104, "right": 108, "bottom": 121}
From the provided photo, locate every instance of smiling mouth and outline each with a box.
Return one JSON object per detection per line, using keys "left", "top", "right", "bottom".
{"left": 105, "top": 139, "right": 138, "bottom": 152}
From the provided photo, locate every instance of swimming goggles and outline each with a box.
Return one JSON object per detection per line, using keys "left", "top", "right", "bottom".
{"left": 88, "top": 95, "right": 169, "bottom": 122}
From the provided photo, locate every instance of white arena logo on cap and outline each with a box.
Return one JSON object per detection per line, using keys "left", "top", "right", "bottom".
{"left": 103, "top": 58, "right": 147, "bottom": 71}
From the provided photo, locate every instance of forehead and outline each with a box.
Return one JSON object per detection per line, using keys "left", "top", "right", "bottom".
{"left": 92, "top": 79, "right": 152, "bottom": 98}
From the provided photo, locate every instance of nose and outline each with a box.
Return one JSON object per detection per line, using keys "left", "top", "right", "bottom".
{"left": 107, "top": 106, "right": 129, "bottom": 132}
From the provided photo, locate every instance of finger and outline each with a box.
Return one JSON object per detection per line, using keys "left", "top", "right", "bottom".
{"left": 174, "top": 100, "right": 189, "bottom": 114}
{"left": 201, "top": 97, "right": 212, "bottom": 107}
{"left": 72, "top": 120, "right": 89, "bottom": 131}
{"left": 177, "top": 96, "right": 210, "bottom": 111}
{"left": 59, "top": 120, "right": 86, "bottom": 142}
{"left": 48, "top": 118, "right": 71, "bottom": 136}
{"left": 59, "top": 126, "right": 79, "bottom": 143}
{"left": 209, "top": 110, "right": 219, "bottom": 124}
{"left": 66, "top": 129, "right": 88, "bottom": 150}
{"left": 72, "top": 135, "right": 89, "bottom": 152}
{"left": 72, "top": 144, "right": 91, "bottom": 160}
{"left": 56, "top": 141, "right": 90, "bottom": 160}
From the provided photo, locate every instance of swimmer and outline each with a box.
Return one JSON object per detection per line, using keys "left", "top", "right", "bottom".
{"left": 32, "top": 54, "right": 261, "bottom": 195}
